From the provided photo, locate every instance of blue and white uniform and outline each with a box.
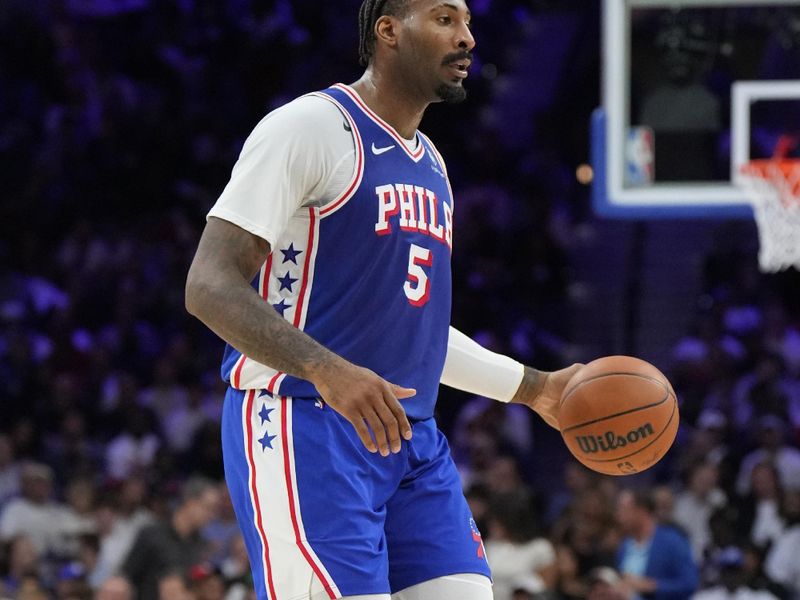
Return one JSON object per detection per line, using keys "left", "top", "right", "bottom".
{"left": 209, "top": 84, "right": 490, "bottom": 599}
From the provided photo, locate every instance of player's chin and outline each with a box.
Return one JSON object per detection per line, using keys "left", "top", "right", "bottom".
{"left": 435, "top": 81, "right": 467, "bottom": 104}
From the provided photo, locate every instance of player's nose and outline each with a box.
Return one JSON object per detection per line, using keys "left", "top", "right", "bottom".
{"left": 456, "top": 22, "right": 475, "bottom": 52}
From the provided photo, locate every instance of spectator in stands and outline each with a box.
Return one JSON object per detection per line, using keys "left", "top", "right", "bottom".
{"left": 58, "top": 477, "right": 98, "bottom": 559}
{"left": 455, "top": 430, "right": 500, "bottom": 490}
{"left": 508, "top": 573, "right": 546, "bottom": 600}
{"left": 201, "top": 484, "right": 239, "bottom": 565}
{"left": 94, "top": 575, "right": 133, "bottom": 600}
{"left": 736, "top": 415, "right": 800, "bottom": 496}
{"left": 485, "top": 455, "right": 536, "bottom": 508}
{"left": 157, "top": 573, "right": 193, "bottom": 600}
{"left": 545, "top": 461, "right": 597, "bottom": 526}
{"left": 55, "top": 561, "right": 91, "bottom": 600}
{"left": 616, "top": 488, "right": 698, "bottom": 600}
{"left": 674, "top": 461, "right": 728, "bottom": 561}
{"left": 670, "top": 312, "right": 745, "bottom": 418}
{"left": 218, "top": 535, "right": 251, "bottom": 598}
{"left": 553, "top": 540, "right": 587, "bottom": 600}
{"left": 78, "top": 534, "right": 101, "bottom": 590}
{"left": 12, "top": 574, "right": 49, "bottom": 600}
{"left": 692, "top": 546, "right": 779, "bottom": 600}
{"left": 586, "top": 566, "right": 627, "bottom": 600}
{"left": 740, "top": 462, "right": 786, "bottom": 550}
{"left": 0, "top": 463, "right": 67, "bottom": 557}
{"left": 702, "top": 505, "right": 748, "bottom": 588}
{"left": 652, "top": 485, "right": 678, "bottom": 526}
{"left": 0, "top": 435, "right": 21, "bottom": 509}
{"left": 139, "top": 358, "right": 189, "bottom": 428}
{"left": 677, "top": 410, "right": 735, "bottom": 491}
{"left": 121, "top": 477, "right": 221, "bottom": 600}
{"left": 1, "top": 536, "right": 40, "bottom": 597}
{"left": 163, "top": 382, "right": 217, "bottom": 455}
{"left": 552, "top": 491, "right": 620, "bottom": 600}
{"left": 484, "top": 495, "right": 557, "bottom": 600}
{"left": 739, "top": 542, "right": 779, "bottom": 596}
{"left": 188, "top": 562, "right": 226, "bottom": 600}
{"left": 730, "top": 356, "right": 800, "bottom": 441}
{"left": 760, "top": 301, "right": 800, "bottom": 380}
{"left": 43, "top": 410, "right": 101, "bottom": 487}
{"left": 764, "top": 489, "right": 800, "bottom": 598}
{"left": 452, "top": 396, "right": 534, "bottom": 467}
{"left": 104, "top": 405, "right": 160, "bottom": 482}
{"left": 555, "top": 490, "right": 620, "bottom": 568}
{"left": 91, "top": 478, "right": 154, "bottom": 588}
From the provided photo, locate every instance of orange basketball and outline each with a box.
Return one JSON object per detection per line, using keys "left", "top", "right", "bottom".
{"left": 559, "top": 355, "right": 679, "bottom": 476}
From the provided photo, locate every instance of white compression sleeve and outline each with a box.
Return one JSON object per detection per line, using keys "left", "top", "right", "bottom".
{"left": 440, "top": 327, "right": 525, "bottom": 403}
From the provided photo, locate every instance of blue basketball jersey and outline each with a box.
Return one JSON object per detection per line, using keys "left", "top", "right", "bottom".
{"left": 220, "top": 84, "right": 454, "bottom": 421}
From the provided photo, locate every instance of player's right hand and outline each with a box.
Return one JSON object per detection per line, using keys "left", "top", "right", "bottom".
{"left": 312, "top": 362, "right": 415, "bottom": 457}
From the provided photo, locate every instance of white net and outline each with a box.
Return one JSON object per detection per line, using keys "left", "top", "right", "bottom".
{"left": 739, "top": 160, "right": 800, "bottom": 273}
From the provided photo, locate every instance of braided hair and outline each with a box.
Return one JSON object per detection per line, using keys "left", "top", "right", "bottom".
{"left": 358, "top": 0, "right": 410, "bottom": 66}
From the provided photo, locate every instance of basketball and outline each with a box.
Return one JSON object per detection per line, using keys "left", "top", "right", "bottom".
{"left": 559, "top": 356, "right": 679, "bottom": 476}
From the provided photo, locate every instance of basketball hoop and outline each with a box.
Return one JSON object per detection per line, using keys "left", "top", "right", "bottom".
{"left": 738, "top": 158, "right": 800, "bottom": 272}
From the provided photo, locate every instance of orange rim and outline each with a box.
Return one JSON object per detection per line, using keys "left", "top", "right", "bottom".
{"left": 741, "top": 159, "right": 800, "bottom": 200}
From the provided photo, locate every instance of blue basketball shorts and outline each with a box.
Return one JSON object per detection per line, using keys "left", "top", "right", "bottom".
{"left": 221, "top": 388, "right": 491, "bottom": 600}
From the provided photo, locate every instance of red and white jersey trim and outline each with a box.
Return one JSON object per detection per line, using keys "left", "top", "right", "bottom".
{"left": 306, "top": 92, "right": 366, "bottom": 219}
{"left": 242, "top": 389, "right": 278, "bottom": 599}
{"left": 244, "top": 392, "right": 340, "bottom": 599}
{"left": 279, "top": 397, "right": 338, "bottom": 598}
{"left": 332, "top": 83, "right": 426, "bottom": 163}
{"left": 232, "top": 208, "right": 320, "bottom": 392}
{"left": 418, "top": 131, "right": 455, "bottom": 229}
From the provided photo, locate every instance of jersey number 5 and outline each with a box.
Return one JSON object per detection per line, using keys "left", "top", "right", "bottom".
{"left": 404, "top": 244, "right": 432, "bottom": 307}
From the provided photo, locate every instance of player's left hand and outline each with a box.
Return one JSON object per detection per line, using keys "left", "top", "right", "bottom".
{"left": 511, "top": 364, "right": 583, "bottom": 430}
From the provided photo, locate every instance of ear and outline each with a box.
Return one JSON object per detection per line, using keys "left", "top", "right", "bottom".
{"left": 374, "top": 14, "right": 400, "bottom": 51}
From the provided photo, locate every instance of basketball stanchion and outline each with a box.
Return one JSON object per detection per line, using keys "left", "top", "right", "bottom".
{"left": 738, "top": 139, "right": 800, "bottom": 272}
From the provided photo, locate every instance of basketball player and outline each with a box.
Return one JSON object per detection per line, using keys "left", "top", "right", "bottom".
{"left": 185, "top": 1, "right": 581, "bottom": 599}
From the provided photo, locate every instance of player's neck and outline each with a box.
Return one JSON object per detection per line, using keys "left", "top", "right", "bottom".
{"left": 351, "top": 68, "right": 428, "bottom": 140}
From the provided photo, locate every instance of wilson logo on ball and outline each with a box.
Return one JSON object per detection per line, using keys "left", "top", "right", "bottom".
{"left": 574, "top": 423, "right": 655, "bottom": 454}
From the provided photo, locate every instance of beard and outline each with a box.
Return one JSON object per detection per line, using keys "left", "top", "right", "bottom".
{"left": 435, "top": 82, "right": 467, "bottom": 104}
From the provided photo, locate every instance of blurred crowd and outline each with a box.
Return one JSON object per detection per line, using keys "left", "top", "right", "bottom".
{"left": 2, "top": 1, "right": 800, "bottom": 600}
{"left": 453, "top": 248, "right": 800, "bottom": 600}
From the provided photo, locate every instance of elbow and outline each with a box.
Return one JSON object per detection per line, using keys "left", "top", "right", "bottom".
{"left": 184, "top": 272, "right": 209, "bottom": 319}
{"left": 184, "top": 286, "right": 197, "bottom": 317}
{"left": 184, "top": 280, "right": 199, "bottom": 318}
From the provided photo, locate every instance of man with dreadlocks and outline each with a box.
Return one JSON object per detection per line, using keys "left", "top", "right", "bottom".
{"left": 186, "top": 1, "right": 580, "bottom": 598}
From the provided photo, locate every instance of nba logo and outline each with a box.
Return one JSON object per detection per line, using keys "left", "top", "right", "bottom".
{"left": 625, "top": 126, "right": 654, "bottom": 186}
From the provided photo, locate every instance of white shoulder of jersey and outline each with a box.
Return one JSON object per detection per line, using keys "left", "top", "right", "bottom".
{"left": 207, "top": 94, "right": 356, "bottom": 248}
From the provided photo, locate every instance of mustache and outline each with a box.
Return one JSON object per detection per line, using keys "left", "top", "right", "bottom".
{"left": 442, "top": 51, "right": 472, "bottom": 66}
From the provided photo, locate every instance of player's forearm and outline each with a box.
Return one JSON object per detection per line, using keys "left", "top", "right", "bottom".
{"left": 186, "top": 273, "right": 344, "bottom": 385}
{"left": 186, "top": 217, "right": 350, "bottom": 386}
{"left": 440, "top": 326, "right": 526, "bottom": 401}
{"left": 440, "top": 327, "right": 570, "bottom": 431}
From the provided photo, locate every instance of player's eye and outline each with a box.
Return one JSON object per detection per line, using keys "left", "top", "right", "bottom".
{"left": 437, "top": 15, "right": 452, "bottom": 25}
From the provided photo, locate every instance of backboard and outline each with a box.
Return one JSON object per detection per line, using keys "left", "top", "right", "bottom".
{"left": 593, "top": 0, "right": 800, "bottom": 218}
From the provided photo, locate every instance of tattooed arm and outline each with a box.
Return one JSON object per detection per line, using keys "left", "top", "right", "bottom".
{"left": 510, "top": 365, "right": 582, "bottom": 430}
{"left": 441, "top": 327, "right": 581, "bottom": 430}
{"left": 185, "top": 217, "right": 413, "bottom": 455}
